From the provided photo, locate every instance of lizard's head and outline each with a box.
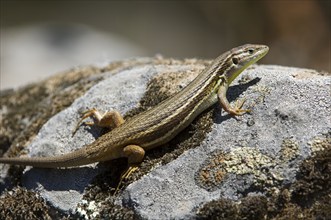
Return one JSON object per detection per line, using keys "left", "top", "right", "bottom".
{"left": 218, "top": 44, "right": 269, "bottom": 84}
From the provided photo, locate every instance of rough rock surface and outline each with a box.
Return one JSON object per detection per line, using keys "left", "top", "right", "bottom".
{"left": 0, "top": 57, "right": 330, "bottom": 219}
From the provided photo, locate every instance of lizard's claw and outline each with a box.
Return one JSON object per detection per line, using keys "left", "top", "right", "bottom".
{"left": 114, "top": 165, "right": 139, "bottom": 195}
{"left": 72, "top": 108, "right": 98, "bottom": 136}
{"left": 228, "top": 98, "right": 251, "bottom": 116}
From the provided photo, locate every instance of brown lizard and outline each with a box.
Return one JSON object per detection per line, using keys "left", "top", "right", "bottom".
{"left": 0, "top": 44, "right": 269, "bottom": 179}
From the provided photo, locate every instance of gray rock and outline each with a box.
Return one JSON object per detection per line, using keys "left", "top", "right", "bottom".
{"left": 119, "top": 65, "right": 330, "bottom": 219}
{"left": 0, "top": 60, "right": 330, "bottom": 219}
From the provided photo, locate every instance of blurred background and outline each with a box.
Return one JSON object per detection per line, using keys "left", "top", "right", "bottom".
{"left": 1, "top": 1, "right": 330, "bottom": 89}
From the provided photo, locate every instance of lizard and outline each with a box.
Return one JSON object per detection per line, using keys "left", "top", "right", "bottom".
{"left": 0, "top": 44, "right": 269, "bottom": 179}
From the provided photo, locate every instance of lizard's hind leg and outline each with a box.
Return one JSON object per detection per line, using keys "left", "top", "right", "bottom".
{"left": 115, "top": 144, "right": 146, "bottom": 194}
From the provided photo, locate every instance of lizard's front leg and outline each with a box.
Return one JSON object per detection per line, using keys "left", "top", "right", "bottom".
{"left": 73, "top": 108, "right": 125, "bottom": 134}
{"left": 217, "top": 81, "right": 250, "bottom": 116}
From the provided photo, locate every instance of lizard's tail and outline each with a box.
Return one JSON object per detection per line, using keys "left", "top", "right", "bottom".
{"left": 0, "top": 148, "right": 94, "bottom": 168}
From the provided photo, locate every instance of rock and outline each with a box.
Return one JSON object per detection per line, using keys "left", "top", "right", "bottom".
{"left": 0, "top": 57, "right": 330, "bottom": 219}
{"left": 119, "top": 65, "right": 330, "bottom": 219}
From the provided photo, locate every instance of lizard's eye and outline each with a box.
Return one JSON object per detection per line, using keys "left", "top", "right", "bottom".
{"left": 232, "top": 57, "right": 239, "bottom": 65}
{"left": 248, "top": 49, "right": 254, "bottom": 54}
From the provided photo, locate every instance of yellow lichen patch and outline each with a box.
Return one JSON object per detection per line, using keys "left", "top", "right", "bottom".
{"left": 279, "top": 138, "right": 299, "bottom": 161}
{"left": 308, "top": 134, "right": 331, "bottom": 156}
{"left": 196, "top": 147, "right": 277, "bottom": 191}
{"left": 223, "top": 147, "right": 273, "bottom": 175}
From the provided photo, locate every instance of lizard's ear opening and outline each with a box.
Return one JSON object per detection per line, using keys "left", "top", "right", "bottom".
{"left": 232, "top": 57, "right": 239, "bottom": 65}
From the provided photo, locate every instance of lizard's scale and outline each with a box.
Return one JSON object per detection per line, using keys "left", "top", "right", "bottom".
{"left": 0, "top": 44, "right": 269, "bottom": 168}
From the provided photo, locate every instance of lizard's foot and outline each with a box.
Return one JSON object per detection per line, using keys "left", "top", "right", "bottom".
{"left": 73, "top": 108, "right": 125, "bottom": 135}
{"left": 218, "top": 85, "right": 251, "bottom": 117}
{"left": 227, "top": 98, "right": 251, "bottom": 116}
{"left": 114, "top": 165, "right": 139, "bottom": 195}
